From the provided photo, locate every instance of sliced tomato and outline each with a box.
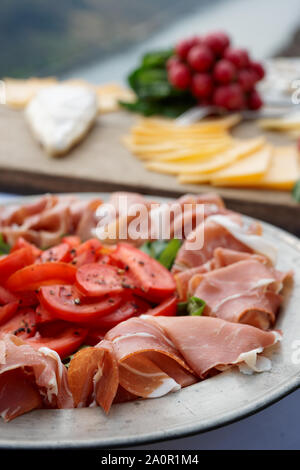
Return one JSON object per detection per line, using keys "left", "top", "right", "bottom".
{"left": 75, "top": 263, "right": 136, "bottom": 298}
{"left": 35, "top": 304, "right": 56, "bottom": 324}
{"left": 39, "top": 285, "right": 123, "bottom": 323}
{"left": 70, "top": 239, "right": 103, "bottom": 267}
{"left": 16, "top": 291, "right": 39, "bottom": 308}
{"left": 113, "top": 243, "right": 176, "bottom": 301}
{"left": 27, "top": 324, "right": 88, "bottom": 359}
{"left": 84, "top": 296, "right": 150, "bottom": 329}
{"left": 0, "top": 301, "right": 19, "bottom": 326}
{"left": 6, "top": 262, "right": 77, "bottom": 291}
{"left": 61, "top": 236, "right": 81, "bottom": 248}
{"left": 0, "top": 308, "right": 36, "bottom": 338}
{"left": 10, "top": 237, "right": 42, "bottom": 258}
{"left": 0, "top": 286, "right": 18, "bottom": 304}
{"left": 97, "top": 253, "right": 115, "bottom": 265}
{"left": 0, "top": 247, "right": 35, "bottom": 283}
{"left": 147, "top": 295, "right": 178, "bottom": 317}
{"left": 37, "top": 243, "right": 71, "bottom": 264}
{"left": 85, "top": 328, "right": 107, "bottom": 346}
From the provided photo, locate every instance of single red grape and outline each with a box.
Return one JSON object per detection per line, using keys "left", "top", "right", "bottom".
{"left": 250, "top": 61, "right": 265, "bottom": 81}
{"left": 187, "top": 44, "right": 214, "bottom": 72}
{"left": 248, "top": 89, "right": 263, "bottom": 110}
{"left": 191, "top": 73, "right": 213, "bottom": 98}
{"left": 214, "top": 59, "right": 236, "bottom": 83}
{"left": 166, "top": 56, "right": 182, "bottom": 70}
{"left": 203, "top": 31, "right": 230, "bottom": 55}
{"left": 168, "top": 63, "right": 191, "bottom": 90}
{"left": 224, "top": 48, "right": 249, "bottom": 68}
{"left": 175, "top": 36, "right": 201, "bottom": 60}
{"left": 238, "top": 69, "right": 257, "bottom": 91}
{"left": 213, "top": 83, "right": 245, "bottom": 110}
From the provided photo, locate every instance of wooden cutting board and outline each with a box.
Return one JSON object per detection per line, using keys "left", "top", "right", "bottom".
{"left": 0, "top": 105, "right": 299, "bottom": 234}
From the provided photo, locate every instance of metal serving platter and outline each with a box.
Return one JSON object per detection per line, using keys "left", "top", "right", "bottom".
{"left": 0, "top": 193, "right": 299, "bottom": 449}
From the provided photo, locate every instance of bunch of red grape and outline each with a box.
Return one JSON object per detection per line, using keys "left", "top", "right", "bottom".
{"left": 167, "top": 32, "right": 265, "bottom": 111}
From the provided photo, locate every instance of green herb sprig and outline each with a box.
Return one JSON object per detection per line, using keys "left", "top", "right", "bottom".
{"left": 120, "top": 50, "right": 197, "bottom": 117}
{"left": 177, "top": 296, "right": 206, "bottom": 316}
{"left": 0, "top": 234, "right": 10, "bottom": 255}
{"left": 140, "top": 239, "right": 182, "bottom": 270}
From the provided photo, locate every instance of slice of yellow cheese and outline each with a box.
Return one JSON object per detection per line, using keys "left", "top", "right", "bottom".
{"left": 245, "top": 146, "right": 299, "bottom": 190}
{"left": 146, "top": 136, "right": 265, "bottom": 176}
{"left": 148, "top": 142, "right": 232, "bottom": 162}
{"left": 211, "top": 144, "right": 272, "bottom": 183}
{"left": 133, "top": 115, "right": 240, "bottom": 138}
{"left": 123, "top": 135, "right": 231, "bottom": 154}
{"left": 198, "top": 146, "right": 298, "bottom": 190}
{"left": 138, "top": 113, "right": 240, "bottom": 131}
{"left": 259, "top": 113, "right": 300, "bottom": 131}
{"left": 179, "top": 144, "right": 272, "bottom": 184}
{"left": 129, "top": 132, "right": 230, "bottom": 146}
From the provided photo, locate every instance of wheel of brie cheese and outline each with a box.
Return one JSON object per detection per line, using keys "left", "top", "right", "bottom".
{"left": 25, "top": 84, "right": 99, "bottom": 156}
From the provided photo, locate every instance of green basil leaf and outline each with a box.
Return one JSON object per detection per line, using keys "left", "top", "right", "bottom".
{"left": 177, "top": 296, "right": 206, "bottom": 316}
{"left": 187, "top": 296, "right": 206, "bottom": 316}
{"left": 158, "top": 239, "right": 182, "bottom": 270}
{"left": 140, "top": 239, "right": 181, "bottom": 270}
{"left": 129, "top": 67, "right": 173, "bottom": 99}
{"left": 139, "top": 240, "right": 153, "bottom": 257}
{"left": 141, "top": 49, "right": 174, "bottom": 68}
{"left": 292, "top": 179, "right": 300, "bottom": 202}
{"left": 177, "top": 300, "right": 189, "bottom": 316}
{"left": 123, "top": 47, "right": 197, "bottom": 117}
{"left": 119, "top": 94, "right": 196, "bottom": 117}
{"left": 0, "top": 234, "right": 10, "bottom": 255}
{"left": 140, "top": 240, "right": 168, "bottom": 259}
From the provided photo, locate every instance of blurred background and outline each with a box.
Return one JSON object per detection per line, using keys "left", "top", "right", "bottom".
{"left": 1, "top": 0, "right": 300, "bottom": 83}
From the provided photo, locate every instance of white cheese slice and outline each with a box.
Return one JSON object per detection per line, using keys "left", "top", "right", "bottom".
{"left": 25, "top": 84, "right": 98, "bottom": 156}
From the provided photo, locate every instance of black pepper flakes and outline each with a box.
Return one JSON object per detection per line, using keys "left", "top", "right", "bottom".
{"left": 122, "top": 282, "right": 133, "bottom": 289}
{"left": 13, "top": 327, "right": 25, "bottom": 335}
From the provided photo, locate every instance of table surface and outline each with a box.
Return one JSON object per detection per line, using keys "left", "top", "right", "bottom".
{"left": 0, "top": 193, "right": 299, "bottom": 450}
{"left": 1, "top": 107, "right": 299, "bottom": 236}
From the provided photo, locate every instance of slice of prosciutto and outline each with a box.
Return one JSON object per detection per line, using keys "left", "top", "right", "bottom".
{"left": 175, "top": 248, "right": 269, "bottom": 301}
{"left": 146, "top": 316, "right": 281, "bottom": 378}
{"left": 188, "top": 258, "right": 289, "bottom": 329}
{"left": 0, "top": 334, "right": 73, "bottom": 421}
{"left": 67, "top": 317, "right": 197, "bottom": 410}
{"left": 67, "top": 315, "right": 281, "bottom": 414}
{"left": 0, "top": 195, "right": 103, "bottom": 248}
{"left": 173, "top": 213, "right": 277, "bottom": 273}
{"left": 67, "top": 340, "right": 119, "bottom": 412}
{"left": 94, "top": 192, "right": 228, "bottom": 246}
{"left": 106, "top": 317, "right": 197, "bottom": 395}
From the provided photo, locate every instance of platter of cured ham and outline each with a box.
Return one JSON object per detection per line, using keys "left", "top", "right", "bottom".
{"left": 0, "top": 191, "right": 299, "bottom": 449}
